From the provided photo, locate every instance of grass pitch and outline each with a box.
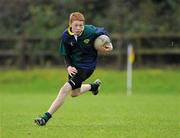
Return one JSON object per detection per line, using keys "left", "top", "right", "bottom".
{"left": 0, "top": 68, "right": 179, "bottom": 138}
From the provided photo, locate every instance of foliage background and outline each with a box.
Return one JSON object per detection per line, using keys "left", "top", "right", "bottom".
{"left": 0, "top": 0, "right": 180, "bottom": 37}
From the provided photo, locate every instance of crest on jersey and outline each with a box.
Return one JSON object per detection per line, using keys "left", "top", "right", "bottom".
{"left": 83, "top": 39, "right": 90, "bottom": 44}
{"left": 70, "top": 42, "right": 74, "bottom": 46}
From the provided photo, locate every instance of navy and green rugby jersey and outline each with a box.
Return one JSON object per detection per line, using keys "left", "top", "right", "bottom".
{"left": 59, "top": 25, "right": 108, "bottom": 70}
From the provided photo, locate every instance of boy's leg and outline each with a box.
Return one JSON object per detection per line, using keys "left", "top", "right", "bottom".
{"left": 34, "top": 82, "right": 72, "bottom": 126}
{"left": 71, "top": 84, "right": 91, "bottom": 97}
{"left": 47, "top": 82, "right": 72, "bottom": 114}
{"left": 71, "top": 79, "right": 101, "bottom": 97}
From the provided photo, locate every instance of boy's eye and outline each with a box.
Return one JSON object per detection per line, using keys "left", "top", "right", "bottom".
{"left": 74, "top": 24, "right": 83, "bottom": 28}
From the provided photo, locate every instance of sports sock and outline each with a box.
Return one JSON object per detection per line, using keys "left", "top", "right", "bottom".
{"left": 42, "top": 112, "right": 52, "bottom": 122}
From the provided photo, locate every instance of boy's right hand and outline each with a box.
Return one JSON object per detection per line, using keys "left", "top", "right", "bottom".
{"left": 67, "top": 66, "right": 78, "bottom": 77}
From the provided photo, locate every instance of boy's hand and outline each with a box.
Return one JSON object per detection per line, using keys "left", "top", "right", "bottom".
{"left": 99, "top": 43, "right": 113, "bottom": 53}
{"left": 67, "top": 66, "right": 78, "bottom": 77}
{"left": 103, "top": 43, "right": 113, "bottom": 52}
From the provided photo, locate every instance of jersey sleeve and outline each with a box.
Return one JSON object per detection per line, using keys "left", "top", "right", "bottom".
{"left": 94, "top": 26, "right": 109, "bottom": 38}
{"left": 59, "top": 34, "right": 72, "bottom": 67}
{"left": 64, "top": 55, "right": 71, "bottom": 67}
{"left": 59, "top": 37, "right": 67, "bottom": 56}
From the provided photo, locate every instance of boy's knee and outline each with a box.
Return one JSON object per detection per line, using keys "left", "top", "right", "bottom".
{"left": 71, "top": 93, "right": 79, "bottom": 97}
{"left": 71, "top": 89, "right": 80, "bottom": 97}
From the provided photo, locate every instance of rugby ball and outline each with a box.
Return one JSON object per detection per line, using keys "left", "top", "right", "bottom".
{"left": 94, "top": 35, "right": 111, "bottom": 50}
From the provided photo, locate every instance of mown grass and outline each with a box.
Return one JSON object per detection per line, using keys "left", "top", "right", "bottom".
{"left": 0, "top": 68, "right": 179, "bottom": 138}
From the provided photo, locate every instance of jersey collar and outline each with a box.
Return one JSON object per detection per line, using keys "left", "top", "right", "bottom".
{"left": 68, "top": 26, "right": 74, "bottom": 36}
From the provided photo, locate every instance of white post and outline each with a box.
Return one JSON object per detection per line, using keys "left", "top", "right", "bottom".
{"left": 127, "top": 44, "right": 134, "bottom": 96}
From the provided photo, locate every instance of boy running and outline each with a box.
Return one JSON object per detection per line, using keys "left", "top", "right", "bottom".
{"left": 34, "top": 12, "right": 113, "bottom": 126}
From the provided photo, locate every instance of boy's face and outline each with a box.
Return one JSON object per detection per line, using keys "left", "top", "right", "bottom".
{"left": 70, "top": 20, "right": 84, "bottom": 36}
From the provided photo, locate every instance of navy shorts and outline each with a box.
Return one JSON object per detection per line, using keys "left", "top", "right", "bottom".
{"left": 68, "top": 68, "right": 94, "bottom": 90}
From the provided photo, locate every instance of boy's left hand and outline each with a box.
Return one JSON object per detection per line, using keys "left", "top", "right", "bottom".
{"left": 102, "top": 43, "right": 113, "bottom": 52}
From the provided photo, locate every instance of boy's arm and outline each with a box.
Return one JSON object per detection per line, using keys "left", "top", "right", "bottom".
{"left": 64, "top": 56, "right": 77, "bottom": 76}
{"left": 94, "top": 27, "right": 113, "bottom": 52}
{"left": 64, "top": 55, "right": 71, "bottom": 67}
{"left": 95, "top": 27, "right": 109, "bottom": 37}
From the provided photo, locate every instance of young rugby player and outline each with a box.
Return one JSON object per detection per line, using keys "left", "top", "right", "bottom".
{"left": 34, "top": 12, "right": 113, "bottom": 126}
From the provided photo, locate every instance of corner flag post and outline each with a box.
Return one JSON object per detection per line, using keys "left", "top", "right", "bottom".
{"left": 127, "top": 44, "right": 135, "bottom": 96}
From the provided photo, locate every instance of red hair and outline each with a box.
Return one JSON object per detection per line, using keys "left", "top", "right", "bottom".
{"left": 69, "top": 12, "right": 85, "bottom": 24}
